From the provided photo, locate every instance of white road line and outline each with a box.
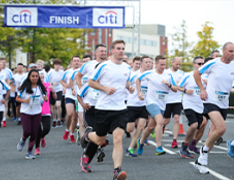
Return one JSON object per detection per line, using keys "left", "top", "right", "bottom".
{"left": 148, "top": 140, "right": 176, "bottom": 155}
{"left": 189, "top": 162, "right": 231, "bottom": 180}
{"left": 213, "top": 145, "right": 228, "bottom": 151}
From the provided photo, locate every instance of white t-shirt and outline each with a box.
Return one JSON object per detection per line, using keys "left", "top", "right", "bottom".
{"left": 18, "top": 86, "right": 44, "bottom": 115}
{"left": 0, "top": 68, "right": 13, "bottom": 94}
{"left": 165, "top": 68, "right": 184, "bottom": 104}
{"left": 90, "top": 60, "right": 131, "bottom": 110}
{"left": 80, "top": 61, "right": 101, "bottom": 85}
{"left": 14, "top": 73, "right": 25, "bottom": 93}
{"left": 61, "top": 68, "right": 77, "bottom": 100}
{"left": 139, "top": 70, "right": 176, "bottom": 111}
{"left": 0, "top": 79, "right": 10, "bottom": 111}
{"left": 48, "top": 69, "right": 64, "bottom": 92}
{"left": 127, "top": 69, "right": 147, "bottom": 107}
{"left": 179, "top": 71, "right": 206, "bottom": 113}
{"left": 199, "top": 58, "right": 234, "bottom": 109}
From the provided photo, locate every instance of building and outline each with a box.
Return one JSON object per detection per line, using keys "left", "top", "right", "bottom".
{"left": 86, "top": 24, "right": 168, "bottom": 59}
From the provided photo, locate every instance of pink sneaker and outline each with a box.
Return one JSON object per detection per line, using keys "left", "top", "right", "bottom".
{"left": 41, "top": 138, "right": 46, "bottom": 148}
{"left": 35, "top": 148, "right": 40, "bottom": 155}
{"left": 2, "top": 121, "right": 6, "bottom": 127}
{"left": 70, "top": 135, "right": 76, "bottom": 143}
{"left": 63, "top": 131, "right": 69, "bottom": 140}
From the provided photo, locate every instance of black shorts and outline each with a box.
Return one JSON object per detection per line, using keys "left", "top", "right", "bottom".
{"left": 49, "top": 91, "right": 63, "bottom": 105}
{"left": 164, "top": 103, "right": 182, "bottom": 118}
{"left": 95, "top": 109, "right": 128, "bottom": 137}
{"left": 83, "top": 106, "right": 97, "bottom": 131}
{"left": 127, "top": 106, "right": 148, "bottom": 123}
{"left": 65, "top": 98, "right": 76, "bottom": 108}
{"left": 184, "top": 109, "right": 203, "bottom": 129}
{"left": 203, "top": 103, "right": 228, "bottom": 121}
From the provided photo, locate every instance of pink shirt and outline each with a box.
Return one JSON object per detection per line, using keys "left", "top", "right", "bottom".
{"left": 41, "top": 82, "right": 51, "bottom": 116}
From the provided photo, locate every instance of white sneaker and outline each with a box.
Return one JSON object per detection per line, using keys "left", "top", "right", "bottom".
{"left": 198, "top": 147, "right": 208, "bottom": 166}
{"left": 194, "top": 160, "right": 209, "bottom": 174}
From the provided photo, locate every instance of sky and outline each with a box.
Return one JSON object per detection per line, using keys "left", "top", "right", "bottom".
{"left": 126, "top": 0, "right": 234, "bottom": 53}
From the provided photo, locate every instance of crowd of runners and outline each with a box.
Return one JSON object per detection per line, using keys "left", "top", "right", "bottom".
{"left": 1, "top": 40, "right": 234, "bottom": 180}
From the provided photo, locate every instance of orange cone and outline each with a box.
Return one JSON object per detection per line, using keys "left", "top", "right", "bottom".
{"left": 178, "top": 116, "right": 185, "bottom": 136}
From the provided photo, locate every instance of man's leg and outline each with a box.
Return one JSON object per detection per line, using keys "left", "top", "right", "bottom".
{"left": 69, "top": 108, "right": 78, "bottom": 143}
{"left": 55, "top": 100, "right": 62, "bottom": 126}
{"left": 62, "top": 103, "right": 74, "bottom": 140}
{"left": 173, "top": 114, "right": 180, "bottom": 139}
{"left": 78, "top": 112, "right": 85, "bottom": 136}
{"left": 140, "top": 118, "right": 156, "bottom": 145}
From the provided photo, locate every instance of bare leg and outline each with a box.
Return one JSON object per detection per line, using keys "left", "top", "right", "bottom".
{"left": 173, "top": 115, "right": 180, "bottom": 139}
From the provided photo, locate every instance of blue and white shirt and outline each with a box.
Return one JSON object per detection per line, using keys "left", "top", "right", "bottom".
{"left": 0, "top": 79, "right": 10, "bottom": 111}
{"left": 48, "top": 69, "right": 64, "bottom": 92}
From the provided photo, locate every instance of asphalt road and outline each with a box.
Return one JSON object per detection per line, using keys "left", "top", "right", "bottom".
{"left": 1, "top": 115, "right": 234, "bottom": 180}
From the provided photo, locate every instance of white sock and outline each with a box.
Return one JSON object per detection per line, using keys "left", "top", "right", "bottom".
{"left": 3, "top": 117, "right": 6, "bottom": 121}
{"left": 203, "top": 145, "right": 209, "bottom": 152}
{"left": 18, "top": 117, "right": 21, "bottom": 121}
{"left": 128, "top": 148, "right": 132, "bottom": 151}
{"left": 66, "top": 129, "right": 70, "bottom": 132}
{"left": 70, "top": 132, "right": 74, "bottom": 136}
{"left": 231, "top": 140, "right": 234, "bottom": 146}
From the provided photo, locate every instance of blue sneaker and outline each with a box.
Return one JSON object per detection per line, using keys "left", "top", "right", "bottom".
{"left": 179, "top": 143, "right": 193, "bottom": 159}
{"left": 227, "top": 140, "right": 234, "bottom": 158}
{"left": 125, "top": 149, "right": 137, "bottom": 157}
{"left": 14, "top": 117, "right": 17, "bottom": 121}
{"left": 136, "top": 138, "right": 144, "bottom": 155}
{"left": 17, "top": 137, "right": 25, "bottom": 152}
{"left": 155, "top": 146, "right": 166, "bottom": 155}
{"left": 25, "top": 152, "right": 36, "bottom": 159}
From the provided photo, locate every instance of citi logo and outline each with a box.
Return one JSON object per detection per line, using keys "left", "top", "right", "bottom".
{"left": 98, "top": 11, "right": 117, "bottom": 24}
{"left": 12, "top": 10, "right": 32, "bottom": 23}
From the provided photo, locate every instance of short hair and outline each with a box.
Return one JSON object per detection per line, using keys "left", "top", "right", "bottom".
{"left": 95, "top": 44, "right": 106, "bottom": 51}
{"left": 204, "top": 57, "right": 213, "bottom": 64}
{"left": 141, "top": 55, "right": 150, "bottom": 63}
{"left": 223, "top": 42, "right": 234, "bottom": 50}
{"left": 53, "top": 58, "right": 62, "bottom": 65}
{"left": 133, "top": 56, "right": 141, "bottom": 63}
{"left": 44, "top": 64, "right": 50, "bottom": 73}
{"left": 83, "top": 54, "right": 92, "bottom": 60}
{"left": 111, "top": 40, "right": 125, "bottom": 49}
{"left": 17, "top": 63, "right": 24, "bottom": 66}
{"left": 155, "top": 55, "right": 166, "bottom": 63}
{"left": 210, "top": 50, "right": 219, "bottom": 57}
{"left": 122, "top": 59, "right": 128, "bottom": 64}
{"left": 193, "top": 56, "right": 204, "bottom": 63}
{"left": 72, "top": 56, "right": 80, "bottom": 61}
{"left": 36, "top": 59, "right": 44, "bottom": 65}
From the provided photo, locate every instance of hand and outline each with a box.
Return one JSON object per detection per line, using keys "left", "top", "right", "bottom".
{"left": 43, "top": 95, "right": 48, "bottom": 102}
{"left": 49, "top": 86, "right": 54, "bottom": 91}
{"left": 162, "top": 80, "right": 169, "bottom": 87}
{"left": 66, "top": 84, "right": 70, "bottom": 88}
{"left": 104, "top": 87, "right": 116, "bottom": 95}
{"left": 128, "top": 86, "right": 135, "bottom": 94}
{"left": 25, "top": 98, "right": 30, "bottom": 104}
{"left": 185, "top": 89, "right": 194, "bottom": 95}
{"left": 200, "top": 89, "right": 208, "bottom": 101}
{"left": 72, "top": 89, "right": 76, "bottom": 96}
{"left": 82, "top": 103, "right": 91, "bottom": 112}
{"left": 1, "top": 99, "right": 6, "bottom": 104}
{"left": 138, "top": 92, "right": 144, "bottom": 100}
{"left": 53, "top": 82, "right": 59, "bottom": 86}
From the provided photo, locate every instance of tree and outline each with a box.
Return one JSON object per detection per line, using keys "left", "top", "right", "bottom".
{"left": 190, "top": 21, "right": 220, "bottom": 58}
{"left": 168, "top": 20, "right": 193, "bottom": 72}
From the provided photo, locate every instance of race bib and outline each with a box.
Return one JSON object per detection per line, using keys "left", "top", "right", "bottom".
{"left": 214, "top": 91, "right": 228, "bottom": 102}
{"left": 82, "top": 77, "right": 88, "bottom": 85}
{"left": 93, "top": 89, "right": 100, "bottom": 99}
{"left": 156, "top": 91, "right": 168, "bottom": 101}
{"left": 140, "top": 86, "right": 148, "bottom": 95}
{"left": 30, "top": 95, "right": 41, "bottom": 105}
{"left": 193, "top": 87, "right": 201, "bottom": 96}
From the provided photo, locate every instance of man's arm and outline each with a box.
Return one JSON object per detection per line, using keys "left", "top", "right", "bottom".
{"left": 76, "top": 72, "right": 84, "bottom": 89}
{"left": 194, "top": 70, "right": 207, "bottom": 100}
{"left": 88, "top": 79, "right": 116, "bottom": 95}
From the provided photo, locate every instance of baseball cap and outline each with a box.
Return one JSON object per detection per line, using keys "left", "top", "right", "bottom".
{"left": 28, "top": 63, "right": 37, "bottom": 69}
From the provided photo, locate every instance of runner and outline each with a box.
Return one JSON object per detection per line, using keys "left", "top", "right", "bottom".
{"left": 16, "top": 69, "right": 48, "bottom": 159}
{"left": 178, "top": 57, "right": 205, "bottom": 159}
{"left": 125, "top": 55, "right": 152, "bottom": 157}
{"left": 60, "top": 56, "right": 81, "bottom": 143}
{"left": 193, "top": 42, "right": 234, "bottom": 174}
{"left": 48, "top": 59, "right": 64, "bottom": 128}
{"left": 136, "top": 55, "right": 177, "bottom": 156}
{"left": 80, "top": 40, "right": 133, "bottom": 180}
{"left": 164, "top": 57, "right": 184, "bottom": 148}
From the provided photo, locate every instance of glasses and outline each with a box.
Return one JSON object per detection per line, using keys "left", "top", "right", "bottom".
{"left": 196, "top": 63, "right": 204, "bottom": 65}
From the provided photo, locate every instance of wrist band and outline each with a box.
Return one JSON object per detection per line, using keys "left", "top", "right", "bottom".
{"left": 183, "top": 89, "right": 187, "bottom": 93}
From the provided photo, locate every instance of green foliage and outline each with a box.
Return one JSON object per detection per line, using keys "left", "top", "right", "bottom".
{"left": 190, "top": 21, "right": 220, "bottom": 58}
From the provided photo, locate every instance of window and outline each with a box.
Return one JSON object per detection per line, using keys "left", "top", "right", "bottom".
{"left": 90, "top": 29, "right": 96, "bottom": 36}
{"left": 109, "top": 29, "right": 112, "bottom": 37}
{"left": 98, "top": 29, "right": 102, "bottom": 44}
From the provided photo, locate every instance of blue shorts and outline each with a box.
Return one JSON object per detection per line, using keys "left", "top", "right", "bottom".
{"left": 146, "top": 103, "right": 164, "bottom": 118}
{"left": 65, "top": 98, "right": 75, "bottom": 107}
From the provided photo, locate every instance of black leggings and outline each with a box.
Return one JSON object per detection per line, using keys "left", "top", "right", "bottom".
{"left": 9, "top": 96, "right": 16, "bottom": 118}
{"left": 35, "top": 116, "right": 51, "bottom": 148}
{"left": 61, "top": 95, "right": 66, "bottom": 119}
{"left": 0, "top": 111, "right": 3, "bottom": 127}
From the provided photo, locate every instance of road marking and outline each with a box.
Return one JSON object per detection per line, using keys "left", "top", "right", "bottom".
{"left": 189, "top": 162, "right": 231, "bottom": 180}
{"left": 148, "top": 140, "right": 176, "bottom": 154}
{"left": 213, "top": 145, "right": 228, "bottom": 151}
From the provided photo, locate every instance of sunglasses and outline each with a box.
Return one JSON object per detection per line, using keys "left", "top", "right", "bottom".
{"left": 196, "top": 63, "right": 204, "bottom": 65}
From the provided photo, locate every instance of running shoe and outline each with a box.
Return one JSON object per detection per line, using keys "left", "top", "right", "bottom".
{"left": 80, "top": 126, "right": 93, "bottom": 148}
{"left": 227, "top": 140, "right": 234, "bottom": 158}
{"left": 2, "top": 121, "right": 6, "bottom": 127}
{"left": 57, "top": 121, "right": 62, "bottom": 127}
{"left": 97, "top": 148, "right": 105, "bottom": 162}
{"left": 113, "top": 168, "right": 127, "bottom": 180}
{"left": 162, "top": 126, "right": 166, "bottom": 134}
{"left": 215, "top": 137, "right": 223, "bottom": 145}
{"left": 80, "top": 156, "right": 92, "bottom": 173}
{"left": 14, "top": 117, "right": 17, "bottom": 121}
{"left": 194, "top": 159, "right": 209, "bottom": 174}
{"left": 101, "top": 138, "right": 109, "bottom": 148}
{"left": 171, "top": 139, "right": 178, "bottom": 148}
{"left": 35, "top": 148, "right": 40, "bottom": 155}
{"left": 17, "top": 137, "right": 25, "bottom": 151}
{"left": 25, "top": 152, "right": 36, "bottom": 160}
{"left": 76, "top": 128, "right": 80, "bottom": 146}
{"left": 151, "top": 129, "right": 155, "bottom": 138}
{"left": 126, "top": 132, "right": 131, "bottom": 138}
{"left": 125, "top": 149, "right": 137, "bottom": 157}
{"left": 62, "top": 131, "right": 69, "bottom": 140}
{"left": 136, "top": 138, "right": 144, "bottom": 155}
{"left": 41, "top": 138, "right": 46, "bottom": 148}
{"left": 155, "top": 146, "right": 166, "bottom": 155}
{"left": 179, "top": 143, "right": 193, "bottom": 159}
{"left": 52, "top": 121, "right": 56, "bottom": 128}
{"left": 61, "top": 119, "right": 64, "bottom": 124}
{"left": 17, "top": 121, "right": 21, "bottom": 126}
{"left": 198, "top": 147, "right": 208, "bottom": 166}
{"left": 144, "top": 139, "right": 150, "bottom": 146}
{"left": 189, "top": 143, "right": 200, "bottom": 154}
{"left": 70, "top": 135, "right": 76, "bottom": 143}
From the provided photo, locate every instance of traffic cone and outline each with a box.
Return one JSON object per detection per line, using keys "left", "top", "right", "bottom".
{"left": 178, "top": 116, "right": 185, "bottom": 136}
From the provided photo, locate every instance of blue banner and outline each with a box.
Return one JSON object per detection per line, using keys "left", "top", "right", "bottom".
{"left": 4, "top": 6, "right": 125, "bottom": 28}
